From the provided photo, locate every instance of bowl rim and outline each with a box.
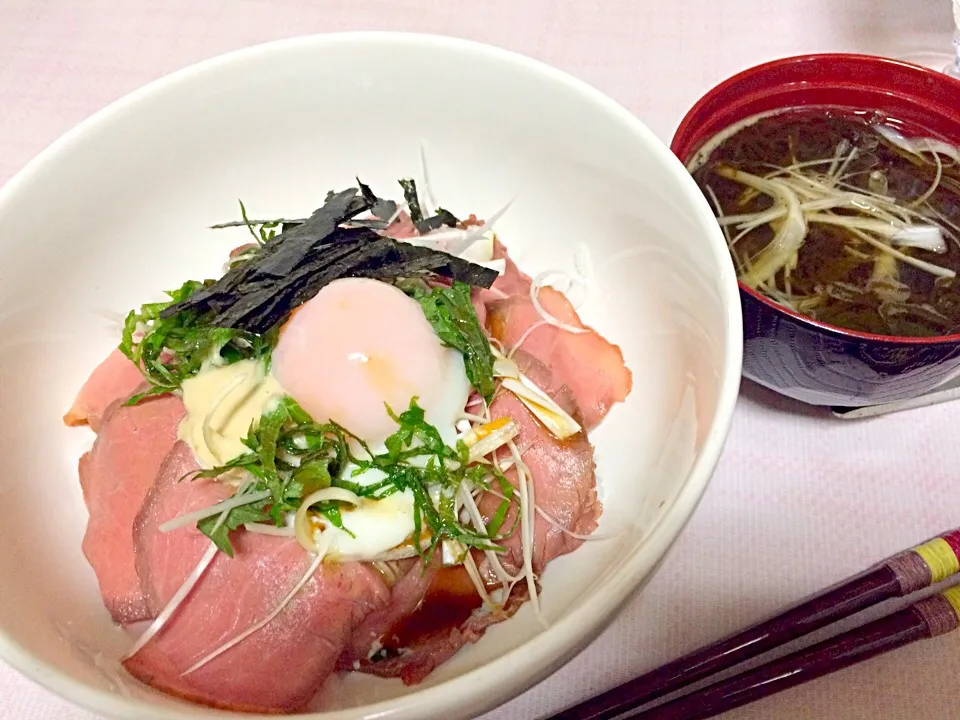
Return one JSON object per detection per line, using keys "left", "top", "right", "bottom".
{"left": 671, "top": 51, "right": 960, "bottom": 347}
{"left": 0, "top": 31, "right": 743, "bottom": 720}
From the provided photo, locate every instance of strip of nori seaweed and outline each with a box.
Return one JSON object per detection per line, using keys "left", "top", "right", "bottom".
{"left": 357, "top": 178, "right": 399, "bottom": 223}
{"left": 416, "top": 207, "right": 460, "bottom": 234}
{"left": 161, "top": 187, "right": 497, "bottom": 334}
{"left": 399, "top": 178, "right": 423, "bottom": 223}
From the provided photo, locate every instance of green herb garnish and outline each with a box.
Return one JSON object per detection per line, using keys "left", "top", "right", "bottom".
{"left": 407, "top": 282, "right": 497, "bottom": 400}
{"left": 197, "top": 397, "right": 508, "bottom": 560}
{"left": 197, "top": 500, "right": 271, "bottom": 557}
{"left": 122, "top": 183, "right": 496, "bottom": 400}
{"left": 238, "top": 200, "right": 282, "bottom": 246}
{"left": 119, "top": 280, "right": 274, "bottom": 403}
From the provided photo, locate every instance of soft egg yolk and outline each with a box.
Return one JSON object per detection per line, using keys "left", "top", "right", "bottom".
{"left": 272, "top": 278, "right": 452, "bottom": 446}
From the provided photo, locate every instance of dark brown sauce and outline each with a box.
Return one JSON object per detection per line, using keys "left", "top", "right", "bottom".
{"left": 377, "top": 566, "right": 484, "bottom": 657}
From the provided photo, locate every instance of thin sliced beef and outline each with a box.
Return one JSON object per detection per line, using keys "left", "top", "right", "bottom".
{"left": 346, "top": 350, "right": 598, "bottom": 685}
{"left": 64, "top": 349, "right": 145, "bottom": 431}
{"left": 386, "top": 212, "right": 418, "bottom": 239}
{"left": 349, "top": 563, "right": 529, "bottom": 685}
{"left": 338, "top": 557, "right": 432, "bottom": 671}
{"left": 133, "top": 442, "right": 232, "bottom": 614}
{"left": 78, "top": 393, "right": 185, "bottom": 624}
{"left": 479, "top": 351, "right": 599, "bottom": 576}
{"left": 126, "top": 442, "right": 390, "bottom": 713}
{"left": 481, "top": 241, "right": 632, "bottom": 430}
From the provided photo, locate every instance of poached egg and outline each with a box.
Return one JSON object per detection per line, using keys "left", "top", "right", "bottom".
{"left": 179, "top": 277, "right": 472, "bottom": 561}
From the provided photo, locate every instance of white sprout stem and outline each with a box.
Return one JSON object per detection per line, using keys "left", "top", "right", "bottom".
{"left": 242, "top": 522, "right": 296, "bottom": 537}
{"left": 806, "top": 211, "right": 948, "bottom": 256}
{"left": 704, "top": 182, "right": 749, "bottom": 274}
{"left": 457, "top": 486, "right": 521, "bottom": 585}
{"left": 459, "top": 411, "right": 490, "bottom": 424}
{"left": 123, "top": 543, "right": 219, "bottom": 659}
{"left": 890, "top": 225, "right": 947, "bottom": 254}
{"left": 703, "top": 184, "right": 733, "bottom": 245}
{"left": 294, "top": 487, "right": 361, "bottom": 553}
{"left": 714, "top": 165, "right": 807, "bottom": 288}
{"left": 804, "top": 196, "right": 904, "bottom": 225}
{"left": 875, "top": 124, "right": 960, "bottom": 164}
{"left": 483, "top": 487, "right": 620, "bottom": 542}
{"left": 506, "top": 439, "right": 545, "bottom": 628}
{"left": 508, "top": 319, "right": 550, "bottom": 358}
{"left": 462, "top": 550, "right": 494, "bottom": 608}
{"left": 159, "top": 489, "right": 271, "bottom": 533}
{"left": 912, "top": 146, "right": 944, "bottom": 208}
{"left": 720, "top": 195, "right": 903, "bottom": 229}
{"left": 826, "top": 139, "right": 849, "bottom": 178}
{"left": 844, "top": 245, "right": 873, "bottom": 261}
{"left": 181, "top": 533, "right": 332, "bottom": 676}
{"left": 486, "top": 440, "right": 532, "bottom": 474}
{"left": 920, "top": 203, "right": 960, "bottom": 248}
{"left": 418, "top": 144, "right": 436, "bottom": 217}
{"left": 803, "top": 213, "right": 908, "bottom": 239}
{"left": 447, "top": 199, "right": 514, "bottom": 256}
{"left": 492, "top": 359, "right": 581, "bottom": 440}
{"left": 719, "top": 163, "right": 956, "bottom": 259}
{"left": 125, "top": 484, "right": 268, "bottom": 658}
{"left": 728, "top": 207, "right": 787, "bottom": 233}
{"left": 847, "top": 227, "right": 956, "bottom": 279}
{"left": 372, "top": 560, "right": 401, "bottom": 586}
{"left": 760, "top": 156, "right": 843, "bottom": 176}
{"left": 383, "top": 201, "right": 407, "bottom": 227}
{"left": 832, "top": 145, "right": 860, "bottom": 184}
{"left": 530, "top": 271, "right": 589, "bottom": 335}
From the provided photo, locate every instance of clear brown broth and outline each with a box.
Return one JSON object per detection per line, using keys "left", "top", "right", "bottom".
{"left": 693, "top": 108, "right": 960, "bottom": 337}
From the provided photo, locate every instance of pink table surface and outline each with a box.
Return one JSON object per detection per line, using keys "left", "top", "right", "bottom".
{"left": 2, "top": 2, "right": 960, "bottom": 719}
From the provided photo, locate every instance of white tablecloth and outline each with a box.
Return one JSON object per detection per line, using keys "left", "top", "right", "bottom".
{"left": 2, "top": 2, "right": 960, "bottom": 718}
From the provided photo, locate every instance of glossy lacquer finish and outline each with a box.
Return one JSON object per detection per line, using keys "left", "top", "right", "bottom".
{"left": 550, "top": 566, "right": 901, "bottom": 720}
{"left": 672, "top": 54, "right": 960, "bottom": 407}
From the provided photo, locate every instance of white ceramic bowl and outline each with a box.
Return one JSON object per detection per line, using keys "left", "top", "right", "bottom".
{"left": 0, "top": 33, "right": 741, "bottom": 720}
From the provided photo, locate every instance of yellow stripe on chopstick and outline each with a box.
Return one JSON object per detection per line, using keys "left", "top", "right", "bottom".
{"left": 942, "top": 586, "right": 960, "bottom": 618}
{"left": 913, "top": 538, "right": 960, "bottom": 583}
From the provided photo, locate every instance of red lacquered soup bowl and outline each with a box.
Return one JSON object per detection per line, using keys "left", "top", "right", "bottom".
{"left": 672, "top": 53, "right": 960, "bottom": 408}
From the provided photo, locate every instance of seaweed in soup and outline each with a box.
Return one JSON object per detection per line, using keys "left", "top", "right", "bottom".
{"left": 693, "top": 108, "right": 960, "bottom": 337}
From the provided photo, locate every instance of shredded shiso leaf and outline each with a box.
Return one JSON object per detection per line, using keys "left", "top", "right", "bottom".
{"left": 121, "top": 182, "right": 499, "bottom": 401}
{"left": 192, "top": 396, "right": 510, "bottom": 562}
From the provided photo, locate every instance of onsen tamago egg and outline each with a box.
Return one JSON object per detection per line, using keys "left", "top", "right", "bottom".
{"left": 272, "top": 278, "right": 471, "bottom": 447}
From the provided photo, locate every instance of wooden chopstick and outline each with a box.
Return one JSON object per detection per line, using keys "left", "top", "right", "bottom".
{"left": 549, "top": 528, "right": 960, "bottom": 720}
{"left": 624, "top": 585, "right": 960, "bottom": 720}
